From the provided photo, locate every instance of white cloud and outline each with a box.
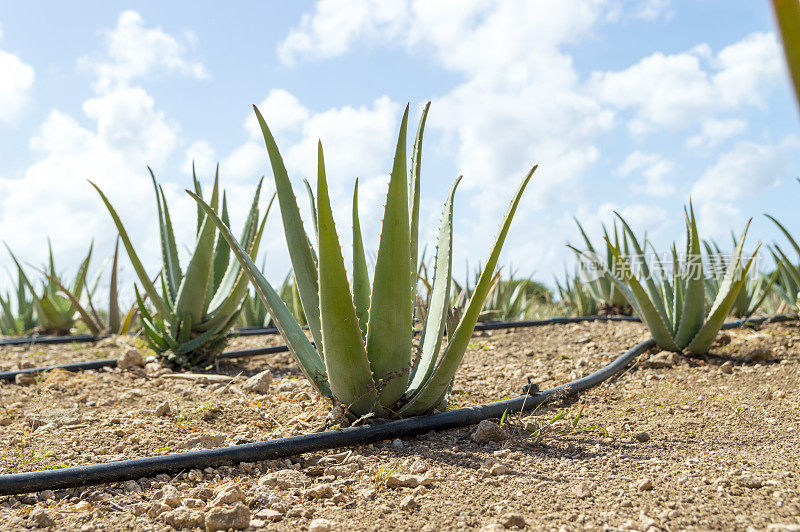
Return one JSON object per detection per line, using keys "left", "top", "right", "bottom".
{"left": 632, "top": 0, "right": 672, "bottom": 22}
{"left": 590, "top": 32, "right": 782, "bottom": 134}
{"left": 618, "top": 151, "right": 675, "bottom": 197}
{"left": 181, "top": 140, "right": 217, "bottom": 177}
{"left": 79, "top": 10, "right": 207, "bottom": 92}
{"left": 277, "top": 0, "right": 410, "bottom": 66}
{"left": 686, "top": 118, "right": 747, "bottom": 150}
{"left": 0, "top": 12, "right": 212, "bottom": 290}
{"left": 691, "top": 137, "right": 796, "bottom": 204}
{"left": 0, "top": 49, "right": 35, "bottom": 124}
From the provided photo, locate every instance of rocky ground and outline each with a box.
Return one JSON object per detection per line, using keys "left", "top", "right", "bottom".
{"left": 0, "top": 319, "right": 799, "bottom": 531}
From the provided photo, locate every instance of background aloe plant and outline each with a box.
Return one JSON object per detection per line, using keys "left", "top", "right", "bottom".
{"left": 577, "top": 206, "right": 757, "bottom": 354}
{"left": 5, "top": 241, "right": 94, "bottom": 335}
{"left": 189, "top": 102, "right": 534, "bottom": 418}
{"left": 0, "top": 265, "right": 37, "bottom": 335}
{"left": 91, "top": 168, "right": 271, "bottom": 368}
{"left": 704, "top": 237, "right": 777, "bottom": 318}
{"left": 568, "top": 219, "right": 632, "bottom": 315}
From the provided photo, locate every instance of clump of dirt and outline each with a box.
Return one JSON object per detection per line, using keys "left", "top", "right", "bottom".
{"left": 1, "top": 320, "right": 798, "bottom": 531}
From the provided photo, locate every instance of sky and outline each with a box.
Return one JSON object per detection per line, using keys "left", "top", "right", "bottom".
{"left": 0, "top": 0, "right": 798, "bottom": 299}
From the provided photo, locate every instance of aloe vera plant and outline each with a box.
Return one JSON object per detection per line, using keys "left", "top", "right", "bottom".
{"left": 5, "top": 241, "right": 94, "bottom": 335}
{"left": 189, "top": 102, "right": 535, "bottom": 417}
{"left": 576, "top": 206, "right": 757, "bottom": 354}
{"left": 91, "top": 168, "right": 272, "bottom": 367}
{"left": 39, "top": 237, "right": 140, "bottom": 335}
{"left": 0, "top": 266, "right": 36, "bottom": 335}
{"left": 555, "top": 270, "right": 598, "bottom": 317}
{"left": 704, "top": 237, "right": 777, "bottom": 318}
{"left": 239, "top": 270, "right": 307, "bottom": 328}
{"left": 569, "top": 219, "right": 632, "bottom": 315}
{"left": 766, "top": 208, "right": 800, "bottom": 310}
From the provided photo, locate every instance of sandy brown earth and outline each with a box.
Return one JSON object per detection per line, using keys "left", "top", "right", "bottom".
{"left": 0, "top": 319, "right": 799, "bottom": 531}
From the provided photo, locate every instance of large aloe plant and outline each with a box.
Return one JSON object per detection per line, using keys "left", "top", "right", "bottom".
{"left": 189, "top": 103, "right": 535, "bottom": 417}
{"left": 577, "top": 206, "right": 756, "bottom": 354}
{"left": 91, "top": 168, "right": 271, "bottom": 368}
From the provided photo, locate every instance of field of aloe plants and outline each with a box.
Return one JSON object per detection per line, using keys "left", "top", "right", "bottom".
{"left": 0, "top": 2, "right": 799, "bottom": 530}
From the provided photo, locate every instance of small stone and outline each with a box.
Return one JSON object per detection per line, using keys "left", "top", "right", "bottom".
{"left": 27, "top": 508, "right": 56, "bottom": 528}
{"left": 635, "top": 431, "right": 651, "bottom": 443}
{"left": 773, "top": 389, "right": 787, "bottom": 400}
{"left": 304, "top": 484, "right": 334, "bottom": 499}
{"left": 489, "top": 463, "right": 511, "bottom": 476}
{"left": 746, "top": 347, "right": 773, "bottom": 362}
{"left": 638, "top": 477, "right": 654, "bottom": 491}
{"left": 154, "top": 401, "right": 171, "bottom": 417}
{"left": 204, "top": 502, "right": 250, "bottom": 532}
{"left": 241, "top": 371, "right": 272, "bottom": 394}
{"left": 181, "top": 432, "right": 226, "bottom": 450}
{"left": 257, "top": 509, "right": 283, "bottom": 522}
{"left": 184, "top": 498, "right": 205, "bottom": 509}
{"left": 123, "top": 480, "right": 142, "bottom": 494}
{"left": 209, "top": 484, "right": 247, "bottom": 507}
{"left": 309, "top": 518, "right": 332, "bottom": 532}
{"left": 472, "top": 420, "right": 508, "bottom": 444}
{"left": 644, "top": 351, "right": 674, "bottom": 368}
{"left": 259, "top": 469, "right": 311, "bottom": 489}
{"left": 147, "top": 501, "right": 171, "bottom": 518}
{"left": 386, "top": 474, "right": 434, "bottom": 489}
{"left": 399, "top": 495, "right": 417, "bottom": 510}
{"left": 117, "top": 348, "right": 145, "bottom": 370}
{"left": 738, "top": 476, "right": 763, "bottom": 489}
{"left": 164, "top": 507, "right": 204, "bottom": 529}
{"left": 154, "top": 484, "right": 181, "bottom": 508}
{"left": 479, "top": 524, "right": 505, "bottom": 532}
{"left": 720, "top": 361, "right": 734, "bottom": 374}
{"left": 499, "top": 512, "right": 526, "bottom": 528}
{"left": 410, "top": 460, "right": 428, "bottom": 474}
{"left": 713, "top": 332, "right": 731, "bottom": 347}
{"left": 391, "top": 438, "right": 404, "bottom": 449}
{"left": 15, "top": 373, "right": 36, "bottom": 386}
{"left": 359, "top": 488, "right": 377, "bottom": 500}
{"left": 0, "top": 416, "right": 11, "bottom": 426}
{"left": 573, "top": 482, "right": 592, "bottom": 499}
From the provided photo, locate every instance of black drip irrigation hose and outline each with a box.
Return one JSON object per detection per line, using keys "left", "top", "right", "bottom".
{"left": 1, "top": 314, "right": 795, "bottom": 382}
{"left": 0, "top": 337, "right": 656, "bottom": 496}
{"left": 0, "top": 316, "right": 639, "bottom": 347}
{"left": 0, "top": 313, "right": 796, "bottom": 496}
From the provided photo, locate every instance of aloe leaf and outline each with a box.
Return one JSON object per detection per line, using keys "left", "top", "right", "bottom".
{"left": 187, "top": 189, "right": 330, "bottom": 396}
{"left": 366, "top": 105, "right": 413, "bottom": 409}
{"left": 36, "top": 266, "right": 101, "bottom": 335}
{"left": 615, "top": 213, "right": 669, "bottom": 323}
{"left": 253, "top": 105, "right": 323, "bottom": 358}
{"left": 303, "top": 178, "right": 319, "bottom": 244}
{"left": 105, "top": 237, "right": 121, "bottom": 333}
{"left": 766, "top": 214, "right": 800, "bottom": 262}
{"left": 400, "top": 165, "right": 536, "bottom": 416}
{"left": 674, "top": 205, "right": 705, "bottom": 348}
{"left": 352, "top": 179, "right": 371, "bottom": 341}
{"left": 173, "top": 175, "right": 219, "bottom": 325}
{"left": 409, "top": 102, "right": 431, "bottom": 308}
{"left": 405, "top": 176, "right": 460, "bottom": 397}
{"left": 689, "top": 229, "right": 757, "bottom": 354}
{"left": 193, "top": 163, "right": 204, "bottom": 235}
{"left": 90, "top": 181, "right": 170, "bottom": 316}
{"left": 315, "top": 143, "right": 378, "bottom": 414}
{"left": 772, "top": 0, "right": 800, "bottom": 111}
{"left": 201, "top": 194, "right": 270, "bottom": 333}
{"left": 210, "top": 192, "right": 232, "bottom": 296}
{"left": 148, "top": 169, "right": 182, "bottom": 302}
